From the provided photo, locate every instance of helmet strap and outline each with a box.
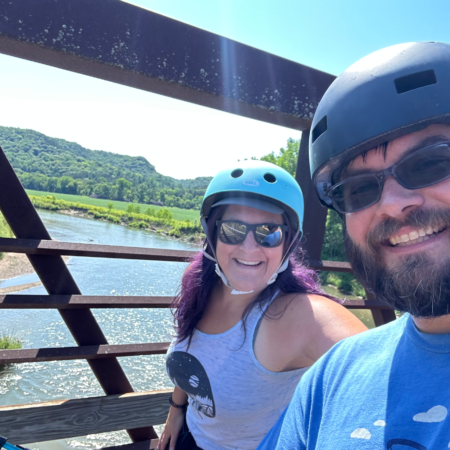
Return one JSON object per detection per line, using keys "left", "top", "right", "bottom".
{"left": 266, "top": 228, "right": 300, "bottom": 285}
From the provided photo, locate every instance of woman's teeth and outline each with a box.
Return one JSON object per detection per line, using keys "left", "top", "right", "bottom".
{"left": 388, "top": 225, "right": 446, "bottom": 247}
{"left": 236, "top": 259, "right": 261, "bottom": 266}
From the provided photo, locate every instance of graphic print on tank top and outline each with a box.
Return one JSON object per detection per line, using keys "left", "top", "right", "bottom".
{"left": 167, "top": 351, "right": 216, "bottom": 419}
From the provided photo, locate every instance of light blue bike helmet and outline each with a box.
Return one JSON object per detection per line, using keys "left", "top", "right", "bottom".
{"left": 201, "top": 160, "right": 304, "bottom": 236}
{"left": 200, "top": 160, "right": 304, "bottom": 295}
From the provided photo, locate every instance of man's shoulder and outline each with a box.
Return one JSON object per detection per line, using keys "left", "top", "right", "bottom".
{"left": 337, "top": 313, "right": 407, "bottom": 347}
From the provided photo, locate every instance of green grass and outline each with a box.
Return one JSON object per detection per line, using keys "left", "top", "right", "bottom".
{"left": 26, "top": 190, "right": 200, "bottom": 222}
{"left": 0, "top": 333, "right": 22, "bottom": 350}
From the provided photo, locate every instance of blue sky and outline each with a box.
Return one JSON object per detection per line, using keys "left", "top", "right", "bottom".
{"left": 1, "top": 0, "right": 449, "bottom": 179}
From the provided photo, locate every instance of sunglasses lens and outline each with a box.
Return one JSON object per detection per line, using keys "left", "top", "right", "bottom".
{"left": 332, "top": 175, "right": 380, "bottom": 213}
{"left": 218, "top": 222, "right": 285, "bottom": 247}
{"left": 219, "top": 222, "right": 247, "bottom": 245}
{"left": 397, "top": 144, "right": 450, "bottom": 188}
{"left": 255, "top": 225, "right": 285, "bottom": 248}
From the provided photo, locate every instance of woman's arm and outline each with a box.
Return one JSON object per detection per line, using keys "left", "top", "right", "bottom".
{"left": 157, "top": 387, "right": 188, "bottom": 450}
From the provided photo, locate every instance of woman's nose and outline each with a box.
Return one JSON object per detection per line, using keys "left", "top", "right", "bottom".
{"left": 240, "top": 229, "right": 259, "bottom": 250}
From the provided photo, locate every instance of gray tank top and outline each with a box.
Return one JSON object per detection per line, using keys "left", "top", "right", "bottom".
{"left": 166, "top": 292, "right": 309, "bottom": 450}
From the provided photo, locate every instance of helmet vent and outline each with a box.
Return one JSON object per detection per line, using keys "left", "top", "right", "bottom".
{"left": 264, "top": 173, "right": 276, "bottom": 183}
{"left": 395, "top": 70, "right": 437, "bottom": 94}
{"left": 312, "top": 116, "right": 328, "bottom": 143}
{"left": 231, "top": 169, "right": 244, "bottom": 178}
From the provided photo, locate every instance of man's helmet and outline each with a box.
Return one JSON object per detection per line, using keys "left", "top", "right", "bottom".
{"left": 309, "top": 41, "right": 450, "bottom": 209}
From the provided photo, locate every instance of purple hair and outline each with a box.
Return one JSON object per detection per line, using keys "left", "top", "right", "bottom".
{"left": 171, "top": 205, "right": 338, "bottom": 345}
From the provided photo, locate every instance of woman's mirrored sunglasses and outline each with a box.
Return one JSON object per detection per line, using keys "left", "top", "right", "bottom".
{"left": 216, "top": 220, "right": 288, "bottom": 248}
{"left": 330, "top": 142, "right": 450, "bottom": 214}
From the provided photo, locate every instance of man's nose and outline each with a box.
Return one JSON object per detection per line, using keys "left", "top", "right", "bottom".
{"left": 376, "top": 176, "right": 424, "bottom": 219}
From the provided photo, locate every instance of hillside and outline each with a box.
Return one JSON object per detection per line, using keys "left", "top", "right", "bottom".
{"left": 0, "top": 126, "right": 211, "bottom": 209}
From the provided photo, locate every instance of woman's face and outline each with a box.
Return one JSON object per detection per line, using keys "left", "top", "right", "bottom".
{"left": 215, "top": 204, "right": 285, "bottom": 293}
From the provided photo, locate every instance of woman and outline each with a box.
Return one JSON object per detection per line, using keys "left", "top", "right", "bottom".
{"left": 158, "top": 161, "right": 366, "bottom": 450}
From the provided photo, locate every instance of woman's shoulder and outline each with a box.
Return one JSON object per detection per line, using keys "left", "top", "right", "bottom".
{"left": 269, "top": 291, "right": 350, "bottom": 322}
{"left": 267, "top": 291, "right": 368, "bottom": 363}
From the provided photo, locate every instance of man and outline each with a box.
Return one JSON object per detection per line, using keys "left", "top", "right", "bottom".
{"left": 257, "top": 42, "right": 450, "bottom": 449}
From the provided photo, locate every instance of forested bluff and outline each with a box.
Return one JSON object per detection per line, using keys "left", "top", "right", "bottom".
{"left": 0, "top": 125, "right": 363, "bottom": 296}
{"left": 0, "top": 126, "right": 210, "bottom": 210}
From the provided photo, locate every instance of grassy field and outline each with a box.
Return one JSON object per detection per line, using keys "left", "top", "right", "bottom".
{"left": 26, "top": 190, "right": 200, "bottom": 222}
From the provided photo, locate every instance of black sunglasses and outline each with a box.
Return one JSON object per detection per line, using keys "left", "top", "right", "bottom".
{"left": 216, "top": 220, "right": 288, "bottom": 248}
{"left": 329, "top": 142, "right": 450, "bottom": 214}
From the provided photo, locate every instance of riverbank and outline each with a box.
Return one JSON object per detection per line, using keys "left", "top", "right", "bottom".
{"left": 30, "top": 195, "right": 205, "bottom": 245}
{"left": 0, "top": 252, "right": 70, "bottom": 292}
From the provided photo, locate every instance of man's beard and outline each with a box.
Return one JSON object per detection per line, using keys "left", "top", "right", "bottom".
{"left": 344, "top": 208, "right": 450, "bottom": 318}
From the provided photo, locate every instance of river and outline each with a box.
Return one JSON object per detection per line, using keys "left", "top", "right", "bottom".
{"left": 0, "top": 210, "right": 374, "bottom": 449}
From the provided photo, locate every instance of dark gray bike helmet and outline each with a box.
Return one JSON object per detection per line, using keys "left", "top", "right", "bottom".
{"left": 310, "top": 41, "right": 450, "bottom": 209}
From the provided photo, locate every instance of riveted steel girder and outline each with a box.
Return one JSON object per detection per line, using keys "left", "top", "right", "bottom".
{"left": 0, "top": 0, "right": 335, "bottom": 130}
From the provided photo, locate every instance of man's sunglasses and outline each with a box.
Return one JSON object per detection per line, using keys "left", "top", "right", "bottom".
{"left": 329, "top": 142, "right": 450, "bottom": 214}
{"left": 216, "top": 220, "right": 287, "bottom": 248}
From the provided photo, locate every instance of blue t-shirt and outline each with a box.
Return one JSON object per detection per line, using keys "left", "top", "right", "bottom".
{"left": 258, "top": 314, "right": 450, "bottom": 450}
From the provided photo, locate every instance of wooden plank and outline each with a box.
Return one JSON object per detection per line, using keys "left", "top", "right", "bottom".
{"left": 0, "top": 343, "right": 170, "bottom": 364}
{"left": 0, "top": 295, "right": 174, "bottom": 309}
{"left": 0, "top": 390, "right": 172, "bottom": 445}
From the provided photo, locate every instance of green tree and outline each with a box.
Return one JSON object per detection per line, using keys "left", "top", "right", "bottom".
{"left": 116, "top": 178, "right": 132, "bottom": 200}
{"left": 156, "top": 208, "right": 173, "bottom": 220}
{"left": 260, "top": 137, "right": 299, "bottom": 176}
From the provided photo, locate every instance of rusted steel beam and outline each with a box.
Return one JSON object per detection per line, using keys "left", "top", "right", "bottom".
{"left": 0, "top": 237, "right": 197, "bottom": 261}
{"left": 0, "top": 148, "right": 154, "bottom": 440}
{"left": 0, "top": 343, "right": 170, "bottom": 364}
{"left": 0, "top": 389, "right": 172, "bottom": 445}
{"left": 341, "top": 299, "right": 392, "bottom": 310}
{"left": 295, "top": 129, "right": 328, "bottom": 260}
{"left": 0, "top": 294, "right": 389, "bottom": 312}
{"left": 0, "top": 0, "right": 335, "bottom": 131}
{"left": 306, "top": 259, "right": 352, "bottom": 273}
{"left": 0, "top": 295, "right": 174, "bottom": 309}
{"left": 0, "top": 237, "right": 351, "bottom": 272}
{"left": 372, "top": 309, "right": 397, "bottom": 326}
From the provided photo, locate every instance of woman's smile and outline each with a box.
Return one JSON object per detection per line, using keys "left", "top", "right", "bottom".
{"left": 234, "top": 258, "right": 263, "bottom": 267}
{"left": 216, "top": 204, "right": 284, "bottom": 293}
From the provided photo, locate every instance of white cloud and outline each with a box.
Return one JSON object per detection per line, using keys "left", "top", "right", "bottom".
{"left": 373, "top": 420, "right": 386, "bottom": 426}
{"left": 413, "top": 405, "right": 448, "bottom": 423}
{"left": 351, "top": 428, "right": 371, "bottom": 440}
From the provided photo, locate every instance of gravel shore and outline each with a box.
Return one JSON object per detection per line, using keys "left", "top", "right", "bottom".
{"left": 0, "top": 253, "right": 70, "bottom": 293}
